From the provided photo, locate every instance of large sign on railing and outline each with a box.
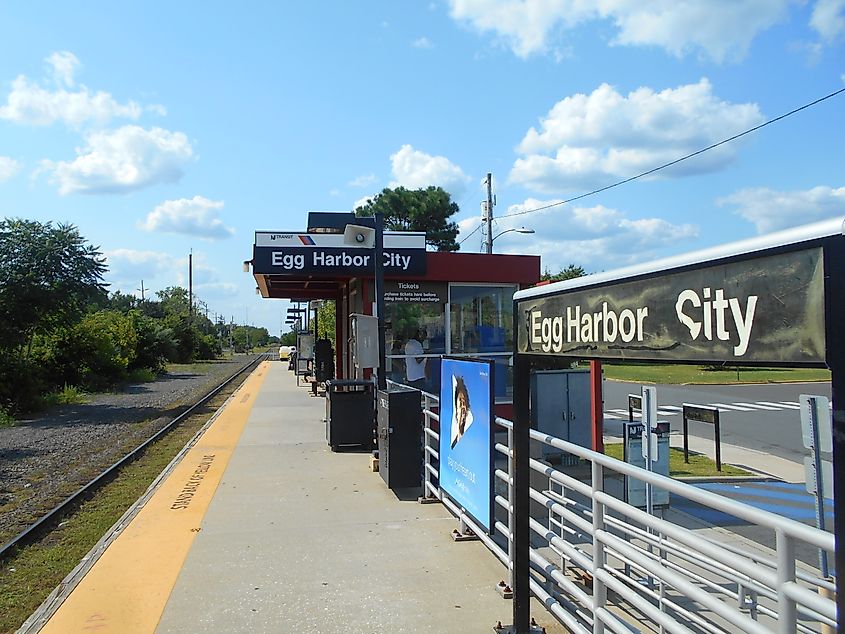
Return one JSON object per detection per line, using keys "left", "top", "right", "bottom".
{"left": 517, "top": 247, "right": 825, "bottom": 364}
{"left": 439, "top": 357, "right": 494, "bottom": 532}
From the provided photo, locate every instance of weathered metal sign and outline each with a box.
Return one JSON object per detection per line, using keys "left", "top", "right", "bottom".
{"left": 517, "top": 248, "right": 825, "bottom": 364}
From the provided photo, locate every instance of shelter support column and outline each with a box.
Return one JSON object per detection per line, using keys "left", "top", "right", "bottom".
{"left": 590, "top": 360, "right": 603, "bottom": 453}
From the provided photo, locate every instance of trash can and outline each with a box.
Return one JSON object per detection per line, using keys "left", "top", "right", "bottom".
{"left": 325, "top": 380, "right": 375, "bottom": 451}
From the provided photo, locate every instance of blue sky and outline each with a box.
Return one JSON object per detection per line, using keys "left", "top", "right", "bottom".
{"left": 1, "top": 1, "right": 843, "bottom": 334}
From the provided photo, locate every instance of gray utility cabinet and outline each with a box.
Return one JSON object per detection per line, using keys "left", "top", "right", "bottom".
{"left": 530, "top": 369, "right": 592, "bottom": 462}
{"left": 325, "top": 380, "right": 374, "bottom": 451}
{"left": 377, "top": 387, "right": 423, "bottom": 489}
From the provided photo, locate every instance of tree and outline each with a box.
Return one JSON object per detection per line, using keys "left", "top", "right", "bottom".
{"left": 107, "top": 290, "right": 139, "bottom": 313}
{"left": 355, "top": 186, "right": 460, "bottom": 251}
{"left": 541, "top": 264, "right": 587, "bottom": 283}
{"left": 0, "top": 219, "right": 107, "bottom": 355}
{"left": 316, "top": 300, "right": 336, "bottom": 346}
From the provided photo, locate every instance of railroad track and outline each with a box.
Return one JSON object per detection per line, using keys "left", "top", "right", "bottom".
{"left": 0, "top": 353, "right": 269, "bottom": 562}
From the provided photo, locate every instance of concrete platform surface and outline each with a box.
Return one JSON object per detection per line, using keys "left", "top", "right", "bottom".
{"left": 151, "top": 361, "right": 565, "bottom": 633}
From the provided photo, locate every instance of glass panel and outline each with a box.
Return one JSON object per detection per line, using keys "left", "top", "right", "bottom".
{"left": 384, "top": 289, "right": 446, "bottom": 393}
{"left": 385, "top": 355, "right": 440, "bottom": 396}
{"left": 449, "top": 285, "right": 517, "bottom": 354}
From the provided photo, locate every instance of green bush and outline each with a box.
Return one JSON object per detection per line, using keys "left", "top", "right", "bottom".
{"left": 36, "top": 310, "right": 138, "bottom": 390}
{"left": 129, "top": 311, "right": 175, "bottom": 372}
{"left": 0, "top": 406, "right": 16, "bottom": 427}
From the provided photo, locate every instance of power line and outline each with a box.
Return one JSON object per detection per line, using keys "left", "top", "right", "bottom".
{"left": 499, "top": 85, "right": 845, "bottom": 220}
{"left": 459, "top": 221, "right": 482, "bottom": 245}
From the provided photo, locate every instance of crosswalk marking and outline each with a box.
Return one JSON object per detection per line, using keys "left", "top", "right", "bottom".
{"left": 710, "top": 402, "right": 756, "bottom": 411}
{"left": 603, "top": 399, "right": 828, "bottom": 418}
{"left": 735, "top": 402, "right": 781, "bottom": 411}
{"left": 759, "top": 401, "right": 800, "bottom": 409}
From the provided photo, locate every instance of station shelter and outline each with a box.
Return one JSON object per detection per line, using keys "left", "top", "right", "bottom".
{"left": 249, "top": 212, "right": 540, "bottom": 415}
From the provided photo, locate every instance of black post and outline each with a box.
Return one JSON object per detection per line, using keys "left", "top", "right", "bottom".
{"left": 512, "top": 338, "right": 531, "bottom": 632}
{"left": 682, "top": 411, "right": 689, "bottom": 464}
{"left": 823, "top": 239, "right": 844, "bottom": 631}
{"left": 374, "top": 212, "right": 387, "bottom": 391}
{"left": 714, "top": 410, "right": 721, "bottom": 472}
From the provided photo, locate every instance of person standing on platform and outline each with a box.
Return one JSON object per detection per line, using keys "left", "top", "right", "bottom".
{"left": 404, "top": 327, "right": 427, "bottom": 390}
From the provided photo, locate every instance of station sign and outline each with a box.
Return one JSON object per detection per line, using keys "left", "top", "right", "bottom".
{"left": 517, "top": 248, "right": 825, "bottom": 364}
{"left": 253, "top": 231, "right": 427, "bottom": 277}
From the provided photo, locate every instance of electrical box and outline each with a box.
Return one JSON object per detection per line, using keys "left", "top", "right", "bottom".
{"left": 377, "top": 387, "right": 423, "bottom": 489}
{"left": 325, "top": 380, "right": 374, "bottom": 451}
{"left": 530, "top": 369, "right": 592, "bottom": 463}
{"left": 350, "top": 313, "right": 379, "bottom": 370}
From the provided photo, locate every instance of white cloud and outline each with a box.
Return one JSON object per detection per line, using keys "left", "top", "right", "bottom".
{"left": 413, "top": 37, "right": 434, "bottom": 48}
{"left": 474, "top": 199, "right": 698, "bottom": 268}
{"left": 810, "top": 0, "right": 845, "bottom": 42}
{"left": 44, "top": 125, "right": 194, "bottom": 194}
{"left": 196, "top": 281, "right": 239, "bottom": 296}
{"left": 0, "top": 157, "right": 20, "bottom": 182}
{"left": 510, "top": 79, "right": 763, "bottom": 193}
{"left": 103, "top": 248, "right": 178, "bottom": 293}
{"left": 141, "top": 195, "right": 233, "bottom": 239}
{"left": 390, "top": 144, "right": 471, "bottom": 196}
{"left": 104, "top": 249, "right": 236, "bottom": 299}
{"left": 352, "top": 195, "right": 375, "bottom": 211}
{"left": 447, "top": 0, "right": 791, "bottom": 62}
{"left": 718, "top": 185, "right": 845, "bottom": 233}
{"left": 349, "top": 173, "right": 377, "bottom": 187}
{"left": 0, "top": 51, "right": 151, "bottom": 127}
{"left": 47, "top": 51, "right": 80, "bottom": 87}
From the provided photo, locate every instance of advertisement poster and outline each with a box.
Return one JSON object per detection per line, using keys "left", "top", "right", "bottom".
{"left": 439, "top": 357, "right": 494, "bottom": 532}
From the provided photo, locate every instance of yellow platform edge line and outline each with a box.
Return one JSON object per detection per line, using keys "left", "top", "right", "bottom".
{"left": 39, "top": 361, "right": 271, "bottom": 634}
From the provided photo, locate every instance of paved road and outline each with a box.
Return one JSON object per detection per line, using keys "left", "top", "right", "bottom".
{"left": 602, "top": 380, "right": 831, "bottom": 464}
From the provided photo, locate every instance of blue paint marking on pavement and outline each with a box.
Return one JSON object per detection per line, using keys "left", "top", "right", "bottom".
{"left": 669, "top": 496, "right": 752, "bottom": 526}
{"left": 701, "top": 482, "right": 835, "bottom": 508}
{"left": 671, "top": 480, "right": 835, "bottom": 527}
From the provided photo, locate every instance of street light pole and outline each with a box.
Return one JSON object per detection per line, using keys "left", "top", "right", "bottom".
{"left": 490, "top": 227, "right": 535, "bottom": 252}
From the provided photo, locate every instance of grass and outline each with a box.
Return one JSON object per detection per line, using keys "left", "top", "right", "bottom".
{"left": 0, "top": 384, "right": 241, "bottom": 634}
{"left": 165, "top": 361, "right": 219, "bottom": 374}
{"left": 599, "top": 363, "right": 830, "bottom": 385}
{"left": 603, "top": 442, "right": 751, "bottom": 477}
{"left": 40, "top": 385, "right": 89, "bottom": 408}
{"left": 127, "top": 367, "right": 158, "bottom": 383}
{"left": 0, "top": 408, "right": 14, "bottom": 428}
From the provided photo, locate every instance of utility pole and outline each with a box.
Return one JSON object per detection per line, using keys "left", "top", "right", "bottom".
{"left": 485, "top": 172, "right": 495, "bottom": 254}
{"left": 188, "top": 250, "right": 193, "bottom": 319}
{"left": 138, "top": 280, "right": 146, "bottom": 301}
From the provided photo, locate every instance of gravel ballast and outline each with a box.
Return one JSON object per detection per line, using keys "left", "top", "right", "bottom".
{"left": 0, "top": 355, "right": 262, "bottom": 544}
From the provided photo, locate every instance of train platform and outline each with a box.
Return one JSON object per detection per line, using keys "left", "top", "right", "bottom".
{"left": 26, "top": 360, "right": 564, "bottom": 633}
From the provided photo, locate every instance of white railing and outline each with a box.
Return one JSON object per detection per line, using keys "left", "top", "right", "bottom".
{"left": 413, "top": 388, "right": 836, "bottom": 634}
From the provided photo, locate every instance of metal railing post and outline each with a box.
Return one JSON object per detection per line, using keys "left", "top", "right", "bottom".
{"left": 776, "top": 529, "right": 797, "bottom": 634}
{"left": 592, "top": 460, "right": 607, "bottom": 634}
{"left": 508, "top": 425, "right": 514, "bottom": 589}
